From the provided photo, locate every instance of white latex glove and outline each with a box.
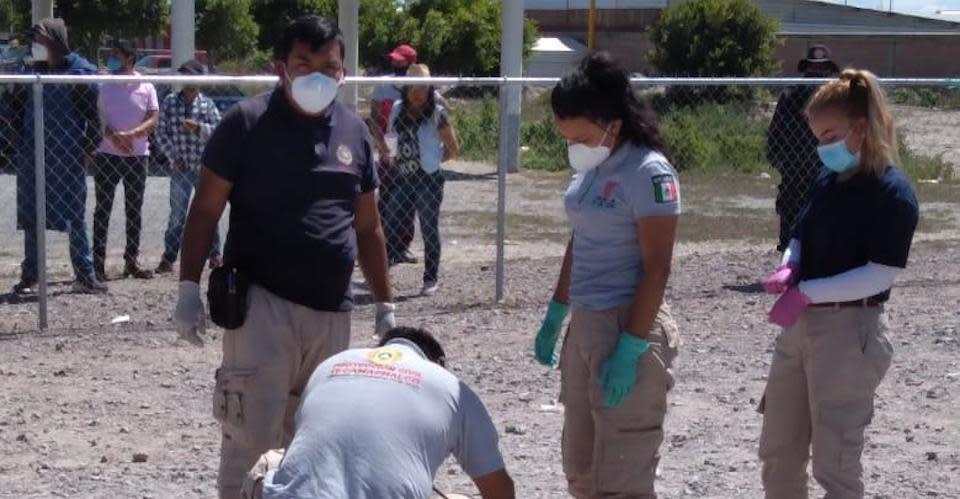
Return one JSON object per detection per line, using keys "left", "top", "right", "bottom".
{"left": 174, "top": 281, "right": 206, "bottom": 346}
{"left": 375, "top": 302, "right": 396, "bottom": 337}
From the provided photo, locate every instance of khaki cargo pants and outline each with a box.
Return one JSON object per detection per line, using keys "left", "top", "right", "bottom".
{"left": 759, "top": 306, "right": 893, "bottom": 499}
{"left": 214, "top": 285, "right": 351, "bottom": 499}
{"left": 560, "top": 302, "right": 680, "bottom": 499}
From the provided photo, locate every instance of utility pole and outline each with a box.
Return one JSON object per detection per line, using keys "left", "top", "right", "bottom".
{"left": 338, "top": 0, "right": 359, "bottom": 111}
{"left": 170, "top": 0, "right": 195, "bottom": 69}
{"left": 588, "top": 0, "right": 597, "bottom": 52}
{"left": 31, "top": 0, "right": 54, "bottom": 24}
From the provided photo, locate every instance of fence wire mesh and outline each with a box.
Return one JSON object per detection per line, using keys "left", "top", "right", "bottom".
{"left": 1, "top": 75, "right": 957, "bottom": 334}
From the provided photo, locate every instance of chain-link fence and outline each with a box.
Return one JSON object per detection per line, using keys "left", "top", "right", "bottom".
{"left": 1, "top": 75, "right": 957, "bottom": 334}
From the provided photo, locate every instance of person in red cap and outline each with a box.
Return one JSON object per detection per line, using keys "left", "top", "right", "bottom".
{"left": 371, "top": 44, "right": 419, "bottom": 265}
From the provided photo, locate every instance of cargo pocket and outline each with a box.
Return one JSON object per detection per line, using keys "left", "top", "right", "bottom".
{"left": 819, "top": 400, "right": 873, "bottom": 471}
{"left": 862, "top": 317, "right": 893, "bottom": 385}
{"left": 595, "top": 428, "right": 661, "bottom": 495}
{"left": 213, "top": 367, "right": 257, "bottom": 446}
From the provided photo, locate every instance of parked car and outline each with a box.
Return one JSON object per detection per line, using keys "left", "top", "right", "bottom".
{"left": 134, "top": 54, "right": 172, "bottom": 75}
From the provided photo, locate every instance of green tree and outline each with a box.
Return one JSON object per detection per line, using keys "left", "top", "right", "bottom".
{"left": 250, "top": 0, "right": 538, "bottom": 76}
{"left": 197, "top": 0, "right": 260, "bottom": 63}
{"left": 55, "top": 0, "right": 168, "bottom": 60}
{"left": 0, "top": 0, "right": 31, "bottom": 37}
{"left": 251, "top": 0, "right": 404, "bottom": 68}
{"left": 399, "top": 0, "right": 538, "bottom": 76}
{"left": 250, "top": 0, "right": 335, "bottom": 57}
{"left": 649, "top": 0, "right": 779, "bottom": 78}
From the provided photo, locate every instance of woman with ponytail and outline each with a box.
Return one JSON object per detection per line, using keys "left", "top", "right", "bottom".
{"left": 759, "top": 69, "right": 919, "bottom": 498}
{"left": 532, "top": 52, "right": 681, "bottom": 498}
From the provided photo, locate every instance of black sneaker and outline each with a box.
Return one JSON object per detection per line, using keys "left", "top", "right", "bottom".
{"left": 72, "top": 275, "right": 108, "bottom": 294}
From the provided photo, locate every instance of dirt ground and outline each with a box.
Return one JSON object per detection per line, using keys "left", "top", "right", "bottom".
{"left": 1, "top": 155, "right": 958, "bottom": 498}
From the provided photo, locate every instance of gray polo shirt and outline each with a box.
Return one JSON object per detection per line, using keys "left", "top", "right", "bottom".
{"left": 564, "top": 142, "right": 681, "bottom": 310}
{"left": 261, "top": 339, "right": 505, "bottom": 499}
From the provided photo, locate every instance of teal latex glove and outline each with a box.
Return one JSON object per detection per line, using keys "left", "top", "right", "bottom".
{"left": 534, "top": 300, "right": 570, "bottom": 367}
{"left": 600, "top": 332, "right": 651, "bottom": 408}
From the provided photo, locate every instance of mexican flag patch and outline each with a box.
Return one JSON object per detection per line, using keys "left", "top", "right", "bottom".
{"left": 652, "top": 174, "right": 679, "bottom": 204}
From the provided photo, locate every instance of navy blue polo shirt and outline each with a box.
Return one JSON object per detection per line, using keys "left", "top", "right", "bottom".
{"left": 202, "top": 88, "right": 378, "bottom": 312}
{"left": 793, "top": 165, "right": 919, "bottom": 302}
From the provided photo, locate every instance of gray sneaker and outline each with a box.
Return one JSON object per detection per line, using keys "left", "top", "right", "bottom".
{"left": 72, "top": 275, "right": 108, "bottom": 294}
{"left": 420, "top": 280, "right": 438, "bottom": 297}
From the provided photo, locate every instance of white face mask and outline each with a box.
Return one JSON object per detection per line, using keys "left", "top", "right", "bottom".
{"left": 568, "top": 125, "right": 612, "bottom": 173}
{"left": 31, "top": 42, "right": 48, "bottom": 62}
{"left": 287, "top": 68, "right": 340, "bottom": 114}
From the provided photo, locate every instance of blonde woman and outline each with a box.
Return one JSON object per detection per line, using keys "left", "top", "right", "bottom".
{"left": 759, "top": 69, "right": 919, "bottom": 498}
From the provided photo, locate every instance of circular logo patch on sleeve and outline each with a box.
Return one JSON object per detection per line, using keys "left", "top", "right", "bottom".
{"left": 336, "top": 144, "right": 354, "bottom": 165}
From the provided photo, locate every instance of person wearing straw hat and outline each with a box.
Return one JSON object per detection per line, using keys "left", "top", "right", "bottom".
{"left": 382, "top": 63, "right": 460, "bottom": 296}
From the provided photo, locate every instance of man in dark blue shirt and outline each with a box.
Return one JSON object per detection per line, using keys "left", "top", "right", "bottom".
{"left": 171, "top": 16, "right": 396, "bottom": 499}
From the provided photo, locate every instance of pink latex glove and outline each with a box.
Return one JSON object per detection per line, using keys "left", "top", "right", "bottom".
{"left": 768, "top": 286, "right": 812, "bottom": 328}
{"left": 763, "top": 263, "right": 798, "bottom": 294}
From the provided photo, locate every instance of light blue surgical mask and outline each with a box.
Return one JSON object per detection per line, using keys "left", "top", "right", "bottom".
{"left": 106, "top": 57, "right": 123, "bottom": 73}
{"left": 816, "top": 138, "right": 859, "bottom": 173}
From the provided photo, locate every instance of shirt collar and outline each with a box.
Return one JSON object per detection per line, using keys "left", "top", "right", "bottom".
{"left": 600, "top": 141, "right": 635, "bottom": 171}
{"left": 383, "top": 338, "right": 428, "bottom": 360}
{"left": 179, "top": 91, "right": 204, "bottom": 105}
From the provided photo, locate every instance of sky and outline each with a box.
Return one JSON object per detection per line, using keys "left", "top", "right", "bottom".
{"left": 821, "top": 0, "right": 960, "bottom": 19}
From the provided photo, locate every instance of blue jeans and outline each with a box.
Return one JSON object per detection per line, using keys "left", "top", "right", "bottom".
{"left": 383, "top": 170, "right": 444, "bottom": 283}
{"left": 163, "top": 168, "right": 221, "bottom": 263}
{"left": 22, "top": 221, "right": 95, "bottom": 282}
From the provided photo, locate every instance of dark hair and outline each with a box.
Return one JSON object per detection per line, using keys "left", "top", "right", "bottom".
{"left": 378, "top": 327, "right": 446, "bottom": 367}
{"left": 273, "top": 15, "right": 345, "bottom": 62}
{"left": 178, "top": 59, "right": 207, "bottom": 75}
{"left": 551, "top": 52, "right": 668, "bottom": 157}
{"left": 111, "top": 38, "right": 136, "bottom": 60}
{"left": 400, "top": 85, "right": 437, "bottom": 122}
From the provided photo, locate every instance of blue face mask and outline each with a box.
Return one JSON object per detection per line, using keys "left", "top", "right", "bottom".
{"left": 106, "top": 57, "right": 123, "bottom": 73}
{"left": 816, "top": 138, "right": 859, "bottom": 173}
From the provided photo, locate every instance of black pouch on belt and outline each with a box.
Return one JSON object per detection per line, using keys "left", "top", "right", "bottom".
{"left": 207, "top": 267, "right": 249, "bottom": 329}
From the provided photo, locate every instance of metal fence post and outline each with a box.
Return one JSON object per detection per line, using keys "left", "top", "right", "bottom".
{"left": 32, "top": 80, "right": 47, "bottom": 330}
{"left": 495, "top": 84, "right": 508, "bottom": 302}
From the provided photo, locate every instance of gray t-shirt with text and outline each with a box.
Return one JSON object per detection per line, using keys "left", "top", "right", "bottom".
{"left": 262, "top": 339, "right": 505, "bottom": 499}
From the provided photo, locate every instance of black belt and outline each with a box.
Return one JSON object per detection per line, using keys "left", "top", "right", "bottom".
{"left": 810, "top": 297, "right": 884, "bottom": 308}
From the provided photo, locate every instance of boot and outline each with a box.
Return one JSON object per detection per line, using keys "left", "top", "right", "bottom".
{"left": 123, "top": 256, "right": 154, "bottom": 280}
{"left": 155, "top": 259, "right": 174, "bottom": 274}
{"left": 93, "top": 252, "right": 107, "bottom": 282}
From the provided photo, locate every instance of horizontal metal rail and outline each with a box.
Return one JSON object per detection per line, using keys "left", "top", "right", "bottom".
{"left": 0, "top": 74, "right": 957, "bottom": 87}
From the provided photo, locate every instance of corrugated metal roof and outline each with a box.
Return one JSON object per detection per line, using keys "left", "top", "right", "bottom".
{"left": 778, "top": 22, "right": 960, "bottom": 36}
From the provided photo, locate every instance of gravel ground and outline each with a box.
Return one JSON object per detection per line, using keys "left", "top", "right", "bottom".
{"left": 1, "top": 158, "right": 958, "bottom": 498}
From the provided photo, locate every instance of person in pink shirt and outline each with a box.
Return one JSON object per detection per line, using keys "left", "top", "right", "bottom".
{"left": 93, "top": 39, "right": 158, "bottom": 280}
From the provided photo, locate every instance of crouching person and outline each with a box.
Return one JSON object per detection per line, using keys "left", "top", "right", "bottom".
{"left": 242, "top": 327, "right": 515, "bottom": 499}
